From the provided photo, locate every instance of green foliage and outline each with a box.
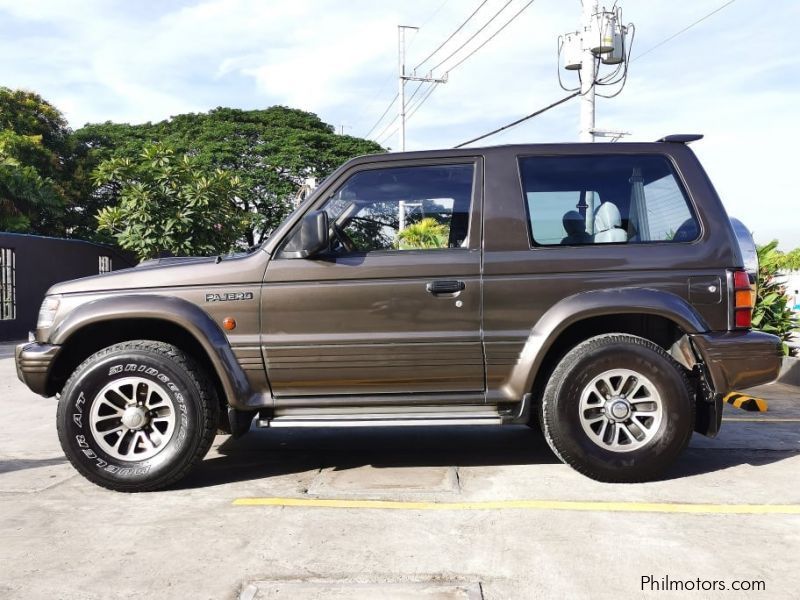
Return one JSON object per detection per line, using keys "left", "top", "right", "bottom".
{"left": 0, "top": 130, "right": 60, "bottom": 231}
{"left": 0, "top": 88, "right": 72, "bottom": 234}
{"left": 0, "top": 88, "right": 383, "bottom": 249}
{"left": 94, "top": 143, "right": 247, "bottom": 260}
{"left": 752, "top": 240, "right": 798, "bottom": 355}
{"left": 771, "top": 246, "right": 800, "bottom": 272}
{"left": 76, "top": 106, "right": 384, "bottom": 246}
{"left": 751, "top": 240, "right": 800, "bottom": 272}
{"left": 396, "top": 218, "right": 449, "bottom": 250}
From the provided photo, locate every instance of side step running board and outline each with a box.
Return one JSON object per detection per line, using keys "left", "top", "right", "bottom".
{"left": 258, "top": 410, "right": 503, "bottom": 428}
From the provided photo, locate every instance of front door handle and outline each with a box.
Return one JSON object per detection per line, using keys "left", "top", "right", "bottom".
{"left": 426, "top": 280, "right": 465, "bottom": 295}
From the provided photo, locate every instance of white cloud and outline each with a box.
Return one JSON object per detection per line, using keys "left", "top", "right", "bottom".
{"left": 0, "top": 0, "right": 798, "bottom": 246}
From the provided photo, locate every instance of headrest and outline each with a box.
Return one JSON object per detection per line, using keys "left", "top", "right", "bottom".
{"left": 594, "top": 202, "right": 622, "bottom": 233}
{"left": 562, "top": 211, "right": 586, "bottom": 235}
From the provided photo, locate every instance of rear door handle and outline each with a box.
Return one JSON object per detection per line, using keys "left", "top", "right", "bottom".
{"left": 426, "top": 280, "right": 465, "bottom": 295}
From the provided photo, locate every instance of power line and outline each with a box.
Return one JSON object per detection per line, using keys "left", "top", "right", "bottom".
{"left": 407, "top": 83, "right": 439, "bottom": 119}
{"left": 633, "top": 0, "right": 736, "bottom": 61}
{"left": 363, "top": 93, "right": 398, "bottom": 139}
{"left": 402, "top": 0, "right": 536, "bottom": 134}
{"left": 414, "top": 0, "right": 490, "bottom": 71}
{"left": 431, "top": 0, "right": 515, "bottom": 72}
{"left": 360, "top": 0, "right": 451, "bottom": 137}
{"left": 419, "top": 0, "right": 450, "bottom": 30}
{"left": 445, "top": 0, "right": 537, "bottom": 73}
{"left": 454, "top": 91, "right": 580, "bottom": 148}
{"left": 377, "top": 81, "right": 425, "bottom": 143}
{"left": 452, "top": 0, "right": 734, "bottom": 150}
{"left": 405, "top": 81, "right": 426, "bottom": 106}
{"left": 373, "top": 112, "right": 400, "bottom": 145}
{"left": 377, "top": 125, "right": 399, "bottom": 147}
{"left": 377, "top": 83, "right": 439, "bottom": 147}
{"left": 363, "top": 0, "right": 534, "bottom": 141}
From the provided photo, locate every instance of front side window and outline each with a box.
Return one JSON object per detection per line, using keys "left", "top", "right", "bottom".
{"left": 0, "top": 247, "right": 15, "bottom": 320}
{"left": 319, "top": 163, "right": 474, "bottom": 254}
{"left": 519, "top": 155, "right": 699, "bottom": 246}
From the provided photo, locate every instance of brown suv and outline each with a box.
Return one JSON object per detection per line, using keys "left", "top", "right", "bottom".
{"left": 16, "top": 136, "right": 782, "bottom": 492}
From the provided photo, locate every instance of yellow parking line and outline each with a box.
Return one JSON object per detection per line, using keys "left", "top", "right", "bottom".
{"left": 232, "top": 497, "right": 800, "bottom": 515}
{"left": 723, "top": 417, "right": 800, "bottom": 423}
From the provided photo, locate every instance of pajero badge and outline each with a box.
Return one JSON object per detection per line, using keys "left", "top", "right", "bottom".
{"left": 205, "top": 291, "right": 254, "bottom": 302}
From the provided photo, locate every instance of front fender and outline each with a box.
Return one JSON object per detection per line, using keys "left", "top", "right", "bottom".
{"left": 500, "top": 288, "right": 710, "bottom": 401}
{"left": 51, "top": 295, "right": 253, "bottom": 408}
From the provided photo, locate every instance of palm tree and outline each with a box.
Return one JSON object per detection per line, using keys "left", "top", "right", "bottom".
{"left": 396, "top": 217, "right": 449, "bottom": 250}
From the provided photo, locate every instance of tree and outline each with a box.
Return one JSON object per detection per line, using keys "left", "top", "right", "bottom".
{"left": 0, "top": 87, "right": 72, "bottom": 234}
{"left": 94, "top": 143, "right": 246, "bottom": 260}
{"left": 0, "top": 131, "right": 60, "bottom": 231}
{"left": 75, "top": 106, "right": 384, "bottom": 246}
{"left": 768, "top": 245, "right": 800, "bottom": 272}
{"left": 396, "top": 218, "right": 450, "bottom": 249}
{"left": 752, "top": 240, "right": 798, "bottom": 355}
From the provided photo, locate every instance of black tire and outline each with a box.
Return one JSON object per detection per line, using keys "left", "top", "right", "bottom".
{"left": 540, "top": 334, "right": 694, "bottom": 483}
{"left": 56, "top": 340, "right": 219, "bottom": 492}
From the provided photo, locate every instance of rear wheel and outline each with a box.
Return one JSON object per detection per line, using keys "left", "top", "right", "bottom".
{"left": 56, "top": 340, "right": 218, "bottom": 492}
{"left": 540, "top": 334, "right": 694, "bottom": 482}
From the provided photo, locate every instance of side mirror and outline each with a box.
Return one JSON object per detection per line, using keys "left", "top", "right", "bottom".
{"left": 282, "top": 210, "right": 329, "bottom": 258}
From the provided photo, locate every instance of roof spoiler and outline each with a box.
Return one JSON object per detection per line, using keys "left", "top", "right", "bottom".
{"left": 657, "top": 134, "right": 703, "bottom": 144}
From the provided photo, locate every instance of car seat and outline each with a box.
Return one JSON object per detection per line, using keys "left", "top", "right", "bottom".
{"left": 672, "top": 218, "right": 699, "bottom": 242}
{"left": 593, "top": 202, "right": 627, "bottom": 243}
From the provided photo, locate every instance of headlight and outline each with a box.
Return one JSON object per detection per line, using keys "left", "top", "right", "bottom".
{"left": 37, "top": 295, "right": 61, "bottom": 329}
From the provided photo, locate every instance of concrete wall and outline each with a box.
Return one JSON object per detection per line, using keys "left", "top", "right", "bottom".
{"left": 0, "top": 233, "right": 136, "bottom": 341}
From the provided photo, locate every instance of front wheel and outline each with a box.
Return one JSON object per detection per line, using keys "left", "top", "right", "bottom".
{"left": 540, "top": 334, "right": 694, "bottom": 483}
{"left": 56, "top": 340, "right": 219, "bottom": 492}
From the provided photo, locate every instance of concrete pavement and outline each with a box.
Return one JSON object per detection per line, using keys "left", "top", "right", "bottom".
{"left": 1, "top": 343, "right": 798, "bottom": 599}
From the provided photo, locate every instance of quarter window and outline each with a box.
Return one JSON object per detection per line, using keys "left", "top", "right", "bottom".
{"left": 318, "top": 163, "right": 474, "bottom": 254}
{"left": 519, "top": 155, "right": 699, "bottom": 246}
{"left": 0, "top": 247, "right": 15, "bottom": 320}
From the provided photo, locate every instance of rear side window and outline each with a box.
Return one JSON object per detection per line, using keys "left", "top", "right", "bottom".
{"left": 519, "top": 155, "right": 699, "bottom": 246}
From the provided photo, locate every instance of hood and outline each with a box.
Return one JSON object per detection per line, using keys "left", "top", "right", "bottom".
{"left": 135, "top": 256, "right": 218, "bottom": 268}
{"left": 47, "top": 252, "right": 266, "bottom": 296}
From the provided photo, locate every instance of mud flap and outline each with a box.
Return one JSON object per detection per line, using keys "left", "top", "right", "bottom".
{"left": 227, "top": 406, "right": 256, "bottom": 438}
{"left": 693, "top": 363, "right": 723, "bottom": 438}
{"left": 695, "top": 392, "right": 723, "bottom": 438}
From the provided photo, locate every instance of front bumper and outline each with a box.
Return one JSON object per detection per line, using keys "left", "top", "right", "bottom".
{"left": 15, "top": 342, "right": 60, "bottom": 397}
{"left": 690, "top": 330, "right": 782, "bottom": 394}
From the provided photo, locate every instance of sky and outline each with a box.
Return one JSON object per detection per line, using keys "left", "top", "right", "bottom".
{"left": 1, "top": 0, "right": 798, "bottom": 248}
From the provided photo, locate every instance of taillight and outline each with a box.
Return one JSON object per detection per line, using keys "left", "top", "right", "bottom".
{"left": 732, "top": 269, "right": 753, "bottom": 328}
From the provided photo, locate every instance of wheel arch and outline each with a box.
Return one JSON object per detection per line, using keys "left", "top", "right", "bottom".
{"left": 47, "top": 295, "right": 252, "bottom": 410}
{"left": 501, "top": 288, "right": 709, "bottom": 403}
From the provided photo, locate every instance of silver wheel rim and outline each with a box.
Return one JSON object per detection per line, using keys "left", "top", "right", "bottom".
{"left": 579, "top": 368, "right": 663, "bottom": 453}
{"left": 89, "top": 377, "right": 177, "bottom": 462}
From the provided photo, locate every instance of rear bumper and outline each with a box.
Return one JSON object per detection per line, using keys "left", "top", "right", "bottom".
{"left": 15, "top": 342, "right": 60, "bottom": 397}
{"left": 690, "top": 330, "right": 782, "bottom": 394}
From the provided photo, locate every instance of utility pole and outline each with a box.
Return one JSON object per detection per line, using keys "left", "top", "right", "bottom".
{"left": 559, "top": 2, "right": 633, "bottom": 144}
{"left": 558, "top": 2, "right": 634, "bottom": 232}
{"left": 397, "top": 24, "right": 447, "bottom": 152}
{"left": 397, "top": 25, "right": 415, "bottom": 152}
{"left": 579, "top": 0, "right": 597, "bottom": 143}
